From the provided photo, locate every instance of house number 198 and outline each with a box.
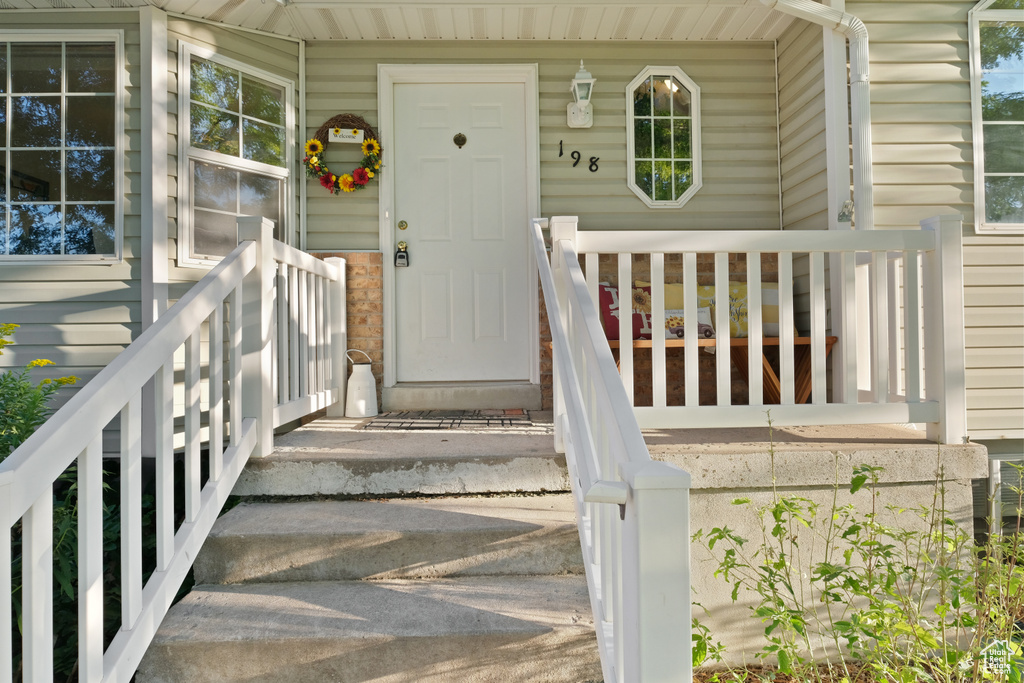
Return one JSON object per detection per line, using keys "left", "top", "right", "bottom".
{"left": 559, "top": 140, "right": 598, "bottom": 173}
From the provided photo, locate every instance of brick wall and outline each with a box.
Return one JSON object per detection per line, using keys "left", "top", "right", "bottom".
{"left": 313, "top": 251, "right": 384, "bottom": 407}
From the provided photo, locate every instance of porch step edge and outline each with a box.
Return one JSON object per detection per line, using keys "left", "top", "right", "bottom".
{"left": 194, "top": 495, "right": 584, "bottom": 584}
{"left": 137, "top": 576, "right": 602, "bottom": 683}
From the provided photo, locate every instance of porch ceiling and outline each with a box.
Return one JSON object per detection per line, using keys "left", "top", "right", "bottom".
{"left": 2, "top": 1, "right": 798, "bottom": 42}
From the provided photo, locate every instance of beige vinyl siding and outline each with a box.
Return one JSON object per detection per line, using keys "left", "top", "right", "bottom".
{"left": 0, "top": 11, "right": 142, "bottom": 408}
{"left": 777, "top": 20, "right": 827, "bottom": 231}
{"left": 165, "top": 18, "right": 301, "bottom": 293}
{"left": 304, "top": 40, "right": 781, "bottom": 251}
{"left": 848, "top": 0, "right": 1024, "bottom": 441}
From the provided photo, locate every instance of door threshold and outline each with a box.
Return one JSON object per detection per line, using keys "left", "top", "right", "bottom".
{"left": 383, "top": 382, "right": 542, "bottom": 411}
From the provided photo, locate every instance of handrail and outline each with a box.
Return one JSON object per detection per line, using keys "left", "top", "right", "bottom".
{"left": 531, "top": 217, "right": 692, "bottom": 683}
{"left": 0, "top": 217, "right": 346, "bottom": 683}
{"left": 0, "top": 241, "right": 255, "bottom": 520}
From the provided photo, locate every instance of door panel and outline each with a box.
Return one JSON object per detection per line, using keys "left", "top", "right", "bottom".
{"left": 394, "top": 82, "right": 530, "bottom": 382}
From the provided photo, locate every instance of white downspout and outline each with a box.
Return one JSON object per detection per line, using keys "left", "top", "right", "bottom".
{"left": 761, "top": 0, "right": 875, "bottom": 230}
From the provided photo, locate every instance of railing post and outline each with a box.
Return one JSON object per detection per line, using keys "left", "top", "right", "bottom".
{"left": 922, "top": 214, "right": 967, "bottom": 444}
{"left": 239, "top": 217, "right": 275, "bottom": 458}
{"left": 549, "top": 216, "right": 578, "bottom": 454}
{"left": 619, "top": 461, "right": 692, "bottom": 683}
{"left": 325, "top": 256, "right": 348, "bottom": 417}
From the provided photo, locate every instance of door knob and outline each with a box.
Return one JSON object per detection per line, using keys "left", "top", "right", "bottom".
{"left": 398, "top": 220, "right": 408, "bottom": 230}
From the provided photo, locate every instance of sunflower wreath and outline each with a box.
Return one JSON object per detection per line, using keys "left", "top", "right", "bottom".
{"left": 303, "top": 114, "right": 382, "bottom": 195}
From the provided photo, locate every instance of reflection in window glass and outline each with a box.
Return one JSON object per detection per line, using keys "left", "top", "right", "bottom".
{"left": 67, "top": 43, "right": 116, "bottom": 93}
{"left": 189, "top": 55, "right": 287, "bottom": 169}
{"left": 1, "top": 40, "right": 117, "bottom": 256}
{"left": 190, "top": 161, "right": 282, "bottom": 259}
{"left": 978, "top": 20, "right": 1024, "bottom": 227}
{"left": 627, "top": 67, "right": 700, "bottom": 206}
{"left": 183, "top": 47, "right": 291, "bottom": 263}
{"left": 11, "top": 43, "right": 61, "bottom": 93}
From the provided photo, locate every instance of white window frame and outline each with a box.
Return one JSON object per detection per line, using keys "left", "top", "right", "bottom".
{"left": 0, "top": 30, "right": 124, "bottom": 263}
{"left": 177, "top": 42, "right": 294, "bottom": 267}
{"left": 970, "top": 0, "right": 1024, "bottom": 234}
{"left": 625, "top": 65, "right": 702, "bottom": 209}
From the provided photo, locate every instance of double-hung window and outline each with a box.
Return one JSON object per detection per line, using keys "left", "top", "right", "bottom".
{"left": 1, "top": 34, "right": 122, "bottom": 259}
{"left": 970, "top": 0, "right": 1024, "bottom": 233}
{"left": 179, "top": 44, "right": 293, "bottom": 265}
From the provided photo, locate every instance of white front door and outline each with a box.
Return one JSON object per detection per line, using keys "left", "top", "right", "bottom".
{"left": 393, "top": 82, "right": 531, "bottom": 382}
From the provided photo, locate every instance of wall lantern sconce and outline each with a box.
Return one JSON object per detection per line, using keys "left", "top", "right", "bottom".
{"left": 567, "top": 60, "right": 596, "bottom": 128}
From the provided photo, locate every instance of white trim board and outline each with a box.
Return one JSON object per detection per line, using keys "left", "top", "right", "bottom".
{"left": 377, "top": 63, "right": 541, "bottom": 390}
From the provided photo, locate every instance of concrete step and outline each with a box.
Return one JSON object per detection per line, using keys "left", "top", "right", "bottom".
{"left": 137, "top": 576, "right": 603, "bottom": 683}
{"left": 233, "top": 420, "right": 568, "bottom": 497}
{"left": 194, "top": 495, "right": 584, "bottom": 584}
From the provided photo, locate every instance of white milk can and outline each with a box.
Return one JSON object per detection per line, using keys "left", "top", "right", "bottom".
{"left": 345, "top": 350, "right": 378, "bottom": 418}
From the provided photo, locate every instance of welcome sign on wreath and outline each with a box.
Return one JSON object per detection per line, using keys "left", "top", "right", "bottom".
{"left": 303, "top": 114, "right": 382, "bottom": 195}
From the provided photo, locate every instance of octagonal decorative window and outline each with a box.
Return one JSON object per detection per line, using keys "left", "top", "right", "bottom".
{"left": 626, "top": 66, "right": 702, "bottom": 208}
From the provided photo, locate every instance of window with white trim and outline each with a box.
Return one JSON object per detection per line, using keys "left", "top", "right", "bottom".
{"left": 0, "top": 35, "right": 122, "bottom": 259}
{"left": 970, "top": 0, "right": 1024, "bottom": 233}
{"left": 626, "top": 66, "right": 702, "bottom": 208}
{"left": 178, "top": 44, "right": 292, "bottom": 265}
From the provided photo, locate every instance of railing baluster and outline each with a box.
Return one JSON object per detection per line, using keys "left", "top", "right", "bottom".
{"left": 277, "top": 264, "right": 290, "bottom": 404}
{"left": 683, "top": 253, "right": 699, "bottom": 407}
{"left": 210, "top": 303, "right": 225, "bottom": 481}
{"left": 121, "top": 395, "right": 143, "bottom": 629}
{"left": 585, "top": 252, "right": 599, "bottom": 310}
{"left": 314, "top": 273, "right": 323, "bottom": 394}
{"left": 651, "top": 253, "right": 666, "bottom": 408}
{"left": 872, "top": 251, "right": 890, "bottom": 401}
{"left": 185, "top": 331, "right": 201, "bottom": 522}
{"left": 299, "top": 269, "right": 309, "bottom": 400}
{"left": 230, "top": 286, "right": 242, "bottom": 447}
{"left": 155, "top": 358, "right": 174, "bottom": 570}
{"left": 840, "top": 251, "right": 859, "bottom": 403}
{"left": 306, "top": 272, "right": 316, "bottom": 396}
{"left": 714, "top": 252, "right": 731, "bottom": 406}
{"left": 778, "top": 252, "right": 795, "bottom": 404}
{"left": 904, "top": 250, "right": 923, "bottom": 402}
{"left": 810, "top": 251, "right": 827, "bottom": 404}
{"left": 887, "top": 256, "right": 902, "bottom": 396}
{"left": 747, "top": 253, "right": 763, "bottom": 405}
{"left": 79, "top": 433, "right": 104, "bottom": 681}
{"left": 289, "top": 264, "right": 300, "bottom": 402}
{"left": 617, "top": 253, "right": 634, "bottom": 404}
{"left": 22, "top": 487, "right": 53, "bottom": 681}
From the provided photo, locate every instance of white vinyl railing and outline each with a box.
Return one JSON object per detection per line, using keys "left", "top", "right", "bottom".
{"left": 531, "top": 217, "right": 693, "bottom": 683}
{"left": 548, "top": 214, "right": 966, "bottom": 444}
{"left": 0, "top": 217, "right": 344, "bottom": 683}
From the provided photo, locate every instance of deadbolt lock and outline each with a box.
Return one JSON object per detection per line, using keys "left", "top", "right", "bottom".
{"left": 398, "top": 220, "right": 408, "bottom": 230}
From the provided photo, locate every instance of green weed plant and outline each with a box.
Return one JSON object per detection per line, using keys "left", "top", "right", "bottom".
{"left": 693, "top": 421, "right": 1024, "bottom": 683}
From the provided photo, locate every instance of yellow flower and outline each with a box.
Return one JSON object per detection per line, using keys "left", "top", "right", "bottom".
{"left": 362, "top": 138, "right": 381, "bottom": 156}
{"left": 28, "top": 359, "right": 55, "bottom": 367}
{"left": 367, "top": 170, "right": 374, "bottom": 178}
{"left": 304, "top": 138, "right": 324, "bottom": 156}
{"left": 374, "top": 161, "right": 381, "bottom": 170}
{"left": 351, "top": 128, "right": 359, "bottom": 135}
{"left": 339, "top": 174, "right": 355, "bottom": 192}
{"left": 333, "top": 127, "right": 341, "bottom": 136}
{"left": 309, "top": 155, "right": 319, "bottom": 166}
{"left": 631, "top": 288, "right": 652, "bottom": 314}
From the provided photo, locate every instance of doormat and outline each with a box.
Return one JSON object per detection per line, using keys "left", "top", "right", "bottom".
{"left": 362, "top": 410, "right": 538, "bottom": 431}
